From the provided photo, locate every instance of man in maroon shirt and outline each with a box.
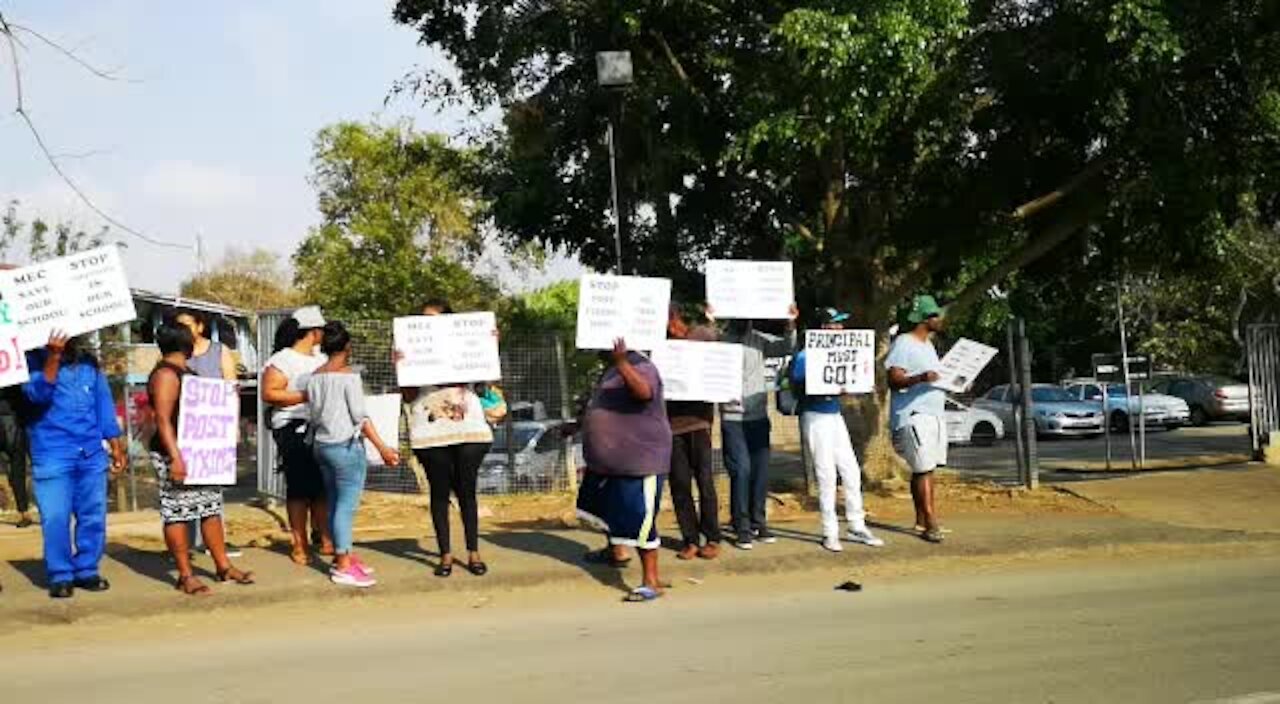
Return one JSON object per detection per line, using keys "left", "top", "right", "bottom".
{"left": 666, "top": 304, "right": 722, "bottom": 560}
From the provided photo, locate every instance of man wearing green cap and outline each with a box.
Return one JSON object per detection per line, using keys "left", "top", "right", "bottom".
{"left": 886, "top": 294, "right": 948, "bottom": 543}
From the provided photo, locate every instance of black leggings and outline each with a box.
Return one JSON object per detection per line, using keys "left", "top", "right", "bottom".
{"left": 416, "top": 443, "right": 489, "bottom": 555}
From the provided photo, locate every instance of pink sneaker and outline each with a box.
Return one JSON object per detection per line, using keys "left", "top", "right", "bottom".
{"left": 350, "top": 554, "right": 375, "bottom": 575}
{"left": 330, "top": 564, "right": 376, "bottom": 588}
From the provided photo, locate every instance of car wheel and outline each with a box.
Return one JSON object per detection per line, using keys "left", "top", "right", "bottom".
{"left": 971, "top": 421, "right": 997, "bottom": 447}
{"left": 1110, "top": 410, "right": 1129, "bottom": 432}
{"left": 1190, "top": 405, "right": 1209, "bottom": 427}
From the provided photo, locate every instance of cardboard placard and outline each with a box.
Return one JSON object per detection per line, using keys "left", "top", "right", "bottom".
{"left": 0, "top": 301, "right": 30, "bottom": 389}
{"left": 651, "top": 340, "right": 745, "bottom": 403}
{"left": 364, "top": 394, "right": 403, "bottom": 465}
{"left": 176, "top": 376, "right": 239, "bottom": 485}
{"left": 575, "top": 273, "right": 672, "bottom": 351}
{"left": 0, "top": 246, "right": 137, "bottom": 351}
{"left": 393, "top": 312, "right": 502, "bottom": 387}
{"left": 705, "top": 260, "right": 794, "bottom": 320}
{"left": 935, "top": 338, "right": 998, "bottom": 393}
{"left": 803, "top": 330, "right": 876, "bottom": 395}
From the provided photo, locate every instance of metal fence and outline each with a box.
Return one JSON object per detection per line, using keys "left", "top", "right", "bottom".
{"left": 1247, "top": 324, "right": 1280, "bottom": 457}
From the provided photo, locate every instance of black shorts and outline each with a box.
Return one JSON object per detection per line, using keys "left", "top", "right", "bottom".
{"left": 274, "top": 420, "right": 325, "bottom": 501}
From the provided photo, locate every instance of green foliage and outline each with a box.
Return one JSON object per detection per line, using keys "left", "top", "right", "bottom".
{"left": 180, "top": 248, "right": 302, "bottom": 312}
{"left": 293, "top": 121, "right": 500, "bottom": 319}
{"left": 1, "top": 200, "right": 106, "bottom": 262}
{"left": 506, "top": 279, "right": 579, "bottom": 332}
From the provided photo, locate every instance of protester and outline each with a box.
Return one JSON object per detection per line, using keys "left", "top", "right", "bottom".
{"left": 886, "top": 294, "right": 948, "bottom": 544}
{"left": 1, "top": 385, "right": 32, "bottom": 529}
{"left": 171, "top": 308, "right": 242, "bottom": 558}
{"left": 23, "top": 331, "right": 127, "bottom": 598}
{"left": 574, "top": 338, "right": 672, "bottom": 602}
{"left": 147, "top": 322, "right": 254, "bottom": 596}
{"left": 711, "top": 303, "right": 798, "bottom": 550}
{"left": 402, "top": 299, "right": 502, "bottom": 578}
{"left": 790, "top": 308, "right": 884, "bottom": 552}
{"left": 665, "top": 304, "right": 721, "bottom": 560}
{"left": 307, "top": 321, "right": 401, "bottom": 588}
{"left": 262, "top": 306, "right": 332, "bottom": 564}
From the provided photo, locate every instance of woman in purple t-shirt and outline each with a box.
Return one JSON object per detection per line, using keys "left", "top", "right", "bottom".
{"left": 572, "top": 338, "right": 672, "bottom": 602}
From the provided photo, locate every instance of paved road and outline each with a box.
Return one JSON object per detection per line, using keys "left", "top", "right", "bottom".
{"left": 5, "top": 554, "right": 1278, "bottom": 704}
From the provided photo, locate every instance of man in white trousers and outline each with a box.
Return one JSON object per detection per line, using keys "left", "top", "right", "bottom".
{"left": 790, "top": 308, "right": 884, "bottom": 552}
{"left": 886, "top": 294, "right": 948, "bottom": 544}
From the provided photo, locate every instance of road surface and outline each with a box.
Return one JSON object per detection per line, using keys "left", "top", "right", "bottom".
{"left": 5, "top": 552, "right": 1278, "bottom": 703}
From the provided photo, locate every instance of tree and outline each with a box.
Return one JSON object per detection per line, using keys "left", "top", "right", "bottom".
{"left": 292, "top": 121, "right": 500, "bottom": 318}
{"left": 507, "top": 279, "right": 579, "bottom": 332}
{"left": 394, "top": 0, "right": 1280, "bottom": 480}
{"left": 179, "top": 248, "right": 302, "bottom": 312}
{"left": 1, "top": 199, "right": 106, "bottom": 262}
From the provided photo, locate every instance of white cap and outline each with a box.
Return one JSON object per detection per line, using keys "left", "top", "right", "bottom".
{"left": 292, "top": 305, "right": 326, "bottom": 329}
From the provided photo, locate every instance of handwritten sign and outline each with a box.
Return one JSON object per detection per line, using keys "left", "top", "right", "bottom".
{"left": 0, "top": 301, "right": 29, "bottom": 389}
{"left": 651, "top": 340, "right": 745, "bottom": 403}
{"left": 394, "top": 312, "right": 502, "bottom": 387}
{"left": 364, "top": 394, "right": 403, "bottom": 465}
{"left": 705, "top": 260, "right": 794, "bottom": 320}
{"left": 0, "top": 246, "right": 137, "bottom": 351}
{"left": 804, "top": 330, "right": 876, "bottom": 395}
{"left": 177, "top": 376, "right": 239, "bottom": 485}
{"left": 936, "top": 338, "right": 998, "bottom": 393}
{"left": 575, "top": 274, "right": 672, "bottom": 351}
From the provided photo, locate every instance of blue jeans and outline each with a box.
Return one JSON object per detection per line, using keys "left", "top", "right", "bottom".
{"left": 32, "top": 452, "right": 109, "bottom": 585}
{"left": 722, "top": 418, "right": 772, "bottom": 535}
{"left": 314, "top": 441, "right": 367, "bottom": 555}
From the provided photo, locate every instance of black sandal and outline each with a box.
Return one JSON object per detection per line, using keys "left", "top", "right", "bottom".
{"left": 466, "top": 561, "right": 488, "bottom": 577}
{"left": 175, "top": 575, "right": 211, "bottom": 596}
{"left": 434, "top": 562, "right": 453, "bottom": 578}
{"left": 216, "top": 566, "right": 255, "bottom": 585}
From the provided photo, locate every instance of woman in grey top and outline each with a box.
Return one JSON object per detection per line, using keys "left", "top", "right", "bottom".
{"left": 307, "top": 321, "right": 401, "bottom": 588}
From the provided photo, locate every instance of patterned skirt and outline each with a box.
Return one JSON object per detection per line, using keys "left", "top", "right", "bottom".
{"left": 152, "top": 453, "right": 224, "bottom": 524}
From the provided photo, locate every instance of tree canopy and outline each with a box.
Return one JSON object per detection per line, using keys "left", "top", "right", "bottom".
{"left": 1, "top": 200, "right": 106, "bottom": 262}
{"left": 179, "top": 248, "right": 302, "bottom": 312}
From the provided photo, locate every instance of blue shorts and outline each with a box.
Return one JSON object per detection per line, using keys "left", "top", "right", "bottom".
{"left": 576, "top": 473, "right": 664, "bottom": 549}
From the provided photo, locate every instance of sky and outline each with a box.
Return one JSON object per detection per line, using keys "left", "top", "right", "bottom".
{"left": 0, "top": 0, "right": 577, "bottom": 295}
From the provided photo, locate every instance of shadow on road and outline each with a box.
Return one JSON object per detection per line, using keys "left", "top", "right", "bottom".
{"left": 6, "top": 558, "right": 44, "bottom": 588}
{"left": 361, "top": 537, "right": 439, "bottom": 569}
{"left": 484, "top": 531, "right": 630, "bottom": 594}
{"left": 107, "top": 542, "right": 210, "bottom": 586}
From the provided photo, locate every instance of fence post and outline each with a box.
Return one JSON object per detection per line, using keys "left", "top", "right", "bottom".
{"left": 1007, "top": 320, "right": 1027, "bottom": 484}
{"left": 1016, "top": 319, "right": 1039, "bottom": 489}
{"left": 553, "top": 334, "right": 577, "bottom": 492}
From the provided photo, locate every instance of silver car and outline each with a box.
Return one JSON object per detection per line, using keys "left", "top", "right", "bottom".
{"left": 1150, "top": 376, "right": 1250, "bottom": 425}
{"left": 1063, "top": 382, "right": 1190, "bottom": 431}
{"left": 478, "top": 421, "right": 582, "bottom": 494}
{"left": 974, "top": 384, "right": 1105, "bottom": 438}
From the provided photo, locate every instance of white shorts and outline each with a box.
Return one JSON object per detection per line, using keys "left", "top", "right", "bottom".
{"left": 895, "top": 414, "right": 948, "bottom": 474}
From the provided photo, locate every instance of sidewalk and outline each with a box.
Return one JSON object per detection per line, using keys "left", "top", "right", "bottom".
{"left": 3, "top": 472, "right": 1277, "bottom": 628}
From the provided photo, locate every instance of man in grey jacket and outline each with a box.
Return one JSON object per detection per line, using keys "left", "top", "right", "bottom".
{"left": 710, "top": 303, "right": 798, "bottom": 550}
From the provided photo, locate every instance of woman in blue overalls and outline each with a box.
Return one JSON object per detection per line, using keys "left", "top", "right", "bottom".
{"left": 23, "top": 331, "right": 127, "bottom": 598}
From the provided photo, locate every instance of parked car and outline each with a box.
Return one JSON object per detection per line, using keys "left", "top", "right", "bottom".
{"left": 1150, "top": 376, "right": 1250, "bottom": 425}
{"left": 945, "top": 398, "right": 1004, "bottom": 446}
{"left": 1062, "top": 382, "right": 1190, "bottom": 431}
{"left": 478, "top": 420, "right": 582, "bottom": 494}
{"left": 974, "top": 384, "right": 1105, "bottom": 438}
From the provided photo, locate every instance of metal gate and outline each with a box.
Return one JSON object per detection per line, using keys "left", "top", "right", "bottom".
{"left": 1246, "top": 324, "right": 1280, "bottom": 457}
{"left": 256, "top": 310, "right": 291, "bottom": 501}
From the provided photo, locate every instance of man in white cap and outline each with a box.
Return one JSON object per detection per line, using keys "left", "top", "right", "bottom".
{"left": 886, "top": 294, "right": 948, "bottom": 543}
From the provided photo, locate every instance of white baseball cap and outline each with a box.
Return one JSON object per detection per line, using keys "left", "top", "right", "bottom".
{"left": 292, "top": 305, "right": 326, "bottom": 329}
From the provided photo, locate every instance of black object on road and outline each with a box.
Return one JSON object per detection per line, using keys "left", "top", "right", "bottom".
{"left": 835, "top": 581, "right": 863, "bottom": 592}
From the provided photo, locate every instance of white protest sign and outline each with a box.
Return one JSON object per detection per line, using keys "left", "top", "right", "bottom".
{"left": 651, "top": 340, "right": 745, "bottom": 403}
{"left": 0, "top": 301, "right": 30, "bottom": 389}
{"left": 804, "top": 330, "right": 876, "bottom": 395}
{"left": 393, "top": 312, "right": 502, "bottom": 387}
{"left": 177, "top": 376, "right": 239, "bottom": 486}
{"left": 364, "top": 394, "right": 403, "bottom": 465}
{"left": 935, "top": 338, "right": 998, "bottom": 393}
{"left": 705, "top": 260, "right": 794, "bottom": 320}
{"left": 0, "top": 246, "right": 137, "bottom": 351}
{"left": 575, "top": 274, "right": 672, "bottom": 351}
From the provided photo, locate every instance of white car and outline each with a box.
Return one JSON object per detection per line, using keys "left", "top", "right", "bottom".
{"left": 945, "top": 398, "right": 1004, "bottom": 446}
{"left": 1062, "top": 382, "right": 1190, "bottom": 431}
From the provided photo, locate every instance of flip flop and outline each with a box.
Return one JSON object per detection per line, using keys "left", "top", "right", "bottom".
{"left": 624, "top": 586, "right": 663, "bottom": 603}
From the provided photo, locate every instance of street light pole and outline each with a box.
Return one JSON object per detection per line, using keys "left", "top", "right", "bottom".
{"left": 596, "top": 50, "right": 633, "bottom": 276}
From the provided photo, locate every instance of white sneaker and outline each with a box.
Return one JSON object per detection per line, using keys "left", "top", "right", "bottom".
{"left": 847, "top": 528, "right": 885, "bottom": 548}
{"left": 822, "top": 537, "right": 844, "bottom": 553}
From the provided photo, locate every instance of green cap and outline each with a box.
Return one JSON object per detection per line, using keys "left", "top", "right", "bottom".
{"left": 906, "top": 294, "right": 944, "bottom": 324}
